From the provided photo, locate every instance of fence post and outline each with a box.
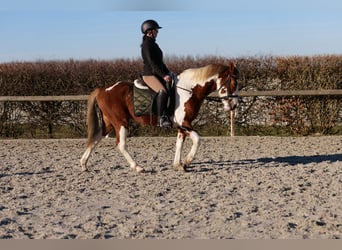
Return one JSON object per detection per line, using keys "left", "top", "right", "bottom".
{"left": 230, "top": 110, "right": 235, "bottom": 137}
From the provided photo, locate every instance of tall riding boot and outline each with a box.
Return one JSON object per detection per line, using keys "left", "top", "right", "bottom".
{"left": 155, "top": 90, "right": 172, "bottom": 128}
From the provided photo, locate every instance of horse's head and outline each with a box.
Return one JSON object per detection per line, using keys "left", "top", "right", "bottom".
{"left": 217, "top": 62, "right": 239, "bottom": 111}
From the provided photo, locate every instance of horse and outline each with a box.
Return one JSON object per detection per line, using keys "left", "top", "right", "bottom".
{"left": 80, "top": 63, "right": 239, "bottom": 173}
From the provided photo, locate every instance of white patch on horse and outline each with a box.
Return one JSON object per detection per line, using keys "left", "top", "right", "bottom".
{"left": 105, "top": 82, "right": 121, "bottom": 92}
{"left": 174, "top": 68, "right": 218, "bottom": 126}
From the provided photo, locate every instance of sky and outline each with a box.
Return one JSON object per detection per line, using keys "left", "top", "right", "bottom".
{"left": 1, "top": 0, "right": 342, "bottom": 62}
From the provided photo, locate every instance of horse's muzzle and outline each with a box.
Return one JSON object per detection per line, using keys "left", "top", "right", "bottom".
{"left": 223, "top": 97, "right": 238, "bottom": 111}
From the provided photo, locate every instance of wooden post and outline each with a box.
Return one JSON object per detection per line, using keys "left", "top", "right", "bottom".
{"left": 230, "top": 110, "right": 235, "bottom": 137}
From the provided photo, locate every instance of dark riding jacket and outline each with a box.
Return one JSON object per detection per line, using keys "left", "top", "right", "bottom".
{"left": 141, "top": 36, "right": 169, "bottom": 78}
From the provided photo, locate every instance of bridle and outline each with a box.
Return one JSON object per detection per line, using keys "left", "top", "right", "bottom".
{"left": 205, "top": 74, "right": 239, "bottom": 102}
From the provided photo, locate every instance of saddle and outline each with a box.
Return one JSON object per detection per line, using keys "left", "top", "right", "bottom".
{"left": 133, "top": 74, "right": 176, "bottom": 117}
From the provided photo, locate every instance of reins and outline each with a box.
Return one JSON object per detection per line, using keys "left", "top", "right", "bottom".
{"left": 176, "top": 85, "right": 192, "bottom": 94}
{"left": 205, "top": 94, "right": 239, "bottom": 102}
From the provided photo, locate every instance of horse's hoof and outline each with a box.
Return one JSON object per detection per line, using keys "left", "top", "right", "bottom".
{"left": 173, "top": 164, "right": 185, "bottom": 172}
{"left": 81, "top": 166, "right": 88, "bottom": 172}
{"left": 134, "top": 166, "right": 145, "bottom": 173}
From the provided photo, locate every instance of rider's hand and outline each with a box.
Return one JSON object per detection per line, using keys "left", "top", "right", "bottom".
{"left": 164, "top": 75, "right": 171, "bottom": 83}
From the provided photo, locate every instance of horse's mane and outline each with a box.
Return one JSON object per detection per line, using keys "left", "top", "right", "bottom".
{"left": 180, "top": 64, "right": 229, "bottom": 82}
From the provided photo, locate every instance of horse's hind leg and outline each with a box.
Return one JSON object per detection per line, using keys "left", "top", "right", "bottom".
{"left": 80, "top": 131, "right": 102, "bottom": 171}
{"left": 116, "top": 126, "right": 144, "bottom": 173}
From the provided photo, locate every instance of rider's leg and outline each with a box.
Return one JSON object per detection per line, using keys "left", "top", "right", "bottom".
{"left": 155, "top": 90, "right": 171, "bottom": 127}
{"left": 142, "top": 75, "right": 166, "bottom": 93}
{"left": 142, "top": 75, "right": 171, "bottom": 128}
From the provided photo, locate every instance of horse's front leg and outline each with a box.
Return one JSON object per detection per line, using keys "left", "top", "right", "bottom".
{"left": 173, "top": 130, "right": 200, "bottom": 171}
{"left": 117, "top": 126, "right": 144, "bottom": 173}
{"left": 183, "top": 130, "right": 200, "bottom": 169}
{"left": 173, "top": 132, "right": 186, "bottom": 171}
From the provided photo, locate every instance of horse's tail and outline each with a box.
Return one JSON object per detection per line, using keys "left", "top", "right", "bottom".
{"left": 86, "top": 88, "right": 103, "bottom": 147}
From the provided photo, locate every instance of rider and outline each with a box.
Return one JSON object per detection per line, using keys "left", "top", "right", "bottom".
{"left": 140, "top": 19, "right": 172, "bottom": 128}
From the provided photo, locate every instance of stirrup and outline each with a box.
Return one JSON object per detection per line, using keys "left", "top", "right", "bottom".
{"left": 159, "top": 115, "right": 172, "bottom": 128}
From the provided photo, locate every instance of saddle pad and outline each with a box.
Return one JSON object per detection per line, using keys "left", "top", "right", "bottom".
{"left": 133, "top": 85, "right": 154, "bottom": 116}
{"left": 134, "top": 79, "right": 149, "bottom": 90}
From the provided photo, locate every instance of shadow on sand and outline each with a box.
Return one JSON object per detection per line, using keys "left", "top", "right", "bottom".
{"left": 189, "top": 153, "right": 342, "bottom": 172}
{"left": 256, "top": 153, "right": 342, "bottom": 165}
{"left": 0, "top": 167, "right": 53, "bottom": 179}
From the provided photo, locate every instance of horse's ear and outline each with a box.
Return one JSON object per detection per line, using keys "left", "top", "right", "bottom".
{"left": 229, "top": 62, "right": 235, "bottom": 72}
{"left": 230, "top": 62, "right": 239, "bottom": 78}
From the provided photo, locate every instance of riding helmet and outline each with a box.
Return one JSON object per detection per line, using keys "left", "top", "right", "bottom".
{"left": 141, "top": 19, "right": 162, "bottom": 34}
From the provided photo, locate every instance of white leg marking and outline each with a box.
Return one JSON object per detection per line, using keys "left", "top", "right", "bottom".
{"left": 173, "top": 132, "right": 184, "bottom": 170}
{"left": 117, "top": 126, "right": 143, "bottom": 172}
{"left": 80, "top": 147, "right": 92, "bottom": 171}
{"left": 80, "top": 132, "right": 102, "bottom": 171}
{"left": 184, "top": 131, "right": 200, "bottom": 165}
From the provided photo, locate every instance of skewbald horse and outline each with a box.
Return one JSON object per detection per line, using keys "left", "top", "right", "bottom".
{"left": 80, "top": 63, "right": 239, "bottom": 172}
